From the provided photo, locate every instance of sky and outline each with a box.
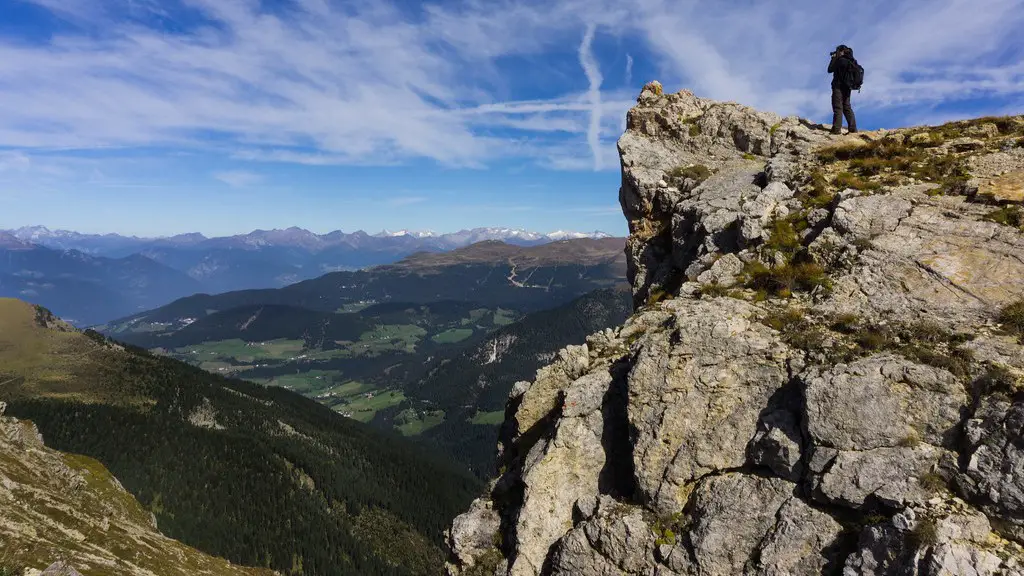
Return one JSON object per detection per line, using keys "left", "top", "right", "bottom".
{"left": 0, "top": 0, "right": 1022, "bottom": 238}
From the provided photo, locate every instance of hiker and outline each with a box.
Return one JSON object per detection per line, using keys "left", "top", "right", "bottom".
{"left": 828, "top": 44, "right": 861, "bottom": 134}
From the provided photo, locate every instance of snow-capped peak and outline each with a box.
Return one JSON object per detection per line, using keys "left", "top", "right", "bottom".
{"left": 376, "top": 229, "right": 438, "bottom": 238}
{"left": 546, "top": 230, "right": 613, "bottom": 241}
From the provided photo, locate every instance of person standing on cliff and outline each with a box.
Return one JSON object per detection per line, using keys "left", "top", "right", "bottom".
{"left": 828, "top": 45, "right": 861, "bottom": 134}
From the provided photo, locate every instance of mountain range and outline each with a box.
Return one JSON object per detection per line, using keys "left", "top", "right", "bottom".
{"left": 1, "top": 226, "right": 616, "bottom": 324}
{"left": 5, "top": 225, "right": 611, "bottom": 256}
{"left": 97, "top": 238, "right": 629, "bottom": 475}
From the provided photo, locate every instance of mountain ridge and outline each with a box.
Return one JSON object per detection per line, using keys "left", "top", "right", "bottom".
{"left": 0, "top": 297, "right": 481, "bottom": 575}
{"left": 5, "top": 225, "right": 615, "bottom": 255}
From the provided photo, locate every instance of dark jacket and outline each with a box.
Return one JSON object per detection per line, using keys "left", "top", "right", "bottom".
{"left": 828, "top": 53, "right": 856, "bottom": 90}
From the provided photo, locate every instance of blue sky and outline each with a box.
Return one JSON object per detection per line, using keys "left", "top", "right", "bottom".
{"left": 1, "top": 0, "right": 1022, "bottom": 237}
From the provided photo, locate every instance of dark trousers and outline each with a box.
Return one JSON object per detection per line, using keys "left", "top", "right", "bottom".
{"left": 831, "top": 87, "right": 856, "bottom": 133}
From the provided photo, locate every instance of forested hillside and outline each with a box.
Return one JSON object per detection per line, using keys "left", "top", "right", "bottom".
{"left": 381, "top": 288, "right": 633, "bottom": 475}
{"left": 0, "top": 299, "right": 480, "bottom": 576}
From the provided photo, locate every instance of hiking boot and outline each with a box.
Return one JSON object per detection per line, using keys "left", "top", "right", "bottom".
{"left": 830, "top": 128, "right": 843, "bottom": 135}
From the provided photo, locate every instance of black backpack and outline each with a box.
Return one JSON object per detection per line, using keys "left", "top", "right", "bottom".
{"left": 846, "top": 58, "right": 865, "bottom": 91}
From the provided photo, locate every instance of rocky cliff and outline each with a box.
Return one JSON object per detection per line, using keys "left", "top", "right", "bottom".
{"left": 445, "top": 82, "right": 1024, "bottom": 576}
{"left": 0, "top": 403, "right": 274, "bottom": 576}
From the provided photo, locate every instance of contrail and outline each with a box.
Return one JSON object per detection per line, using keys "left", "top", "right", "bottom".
{"left": 578, "top": 23, "right": 603, "bottom": 171}
{"left": 625, "top": 54, "right": 634, "bottom": 86}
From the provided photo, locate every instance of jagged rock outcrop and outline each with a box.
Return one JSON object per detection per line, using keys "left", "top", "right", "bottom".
{"left": 446, "top": 82, "right": 1024, "bottom": 576}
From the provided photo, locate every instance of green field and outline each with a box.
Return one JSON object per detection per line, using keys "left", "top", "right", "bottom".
{"left": 395, "top": 409, "right": 446, "bottom": 436}
{"left": 336, "top": 302, "right": 375, "bottom": 313}
{"left": 493, "top": 309, "right": 518, "bottom": 326}
{"left": 431, "top": 328, "right": 474, "bottom": 344}
{"left": 332, "top": 389, "right": 407, "bottom": 423}
{"left": 470, "top": 410, "right": 505, "bottom": 426}
{"left": 173, "top": 339, "right": 306, "bottom": 363}
{"left": 354, "top": 324, "right": 427, "bottom": 355}
{"left": 258, "top": 370, "right": 338, "bottom": 395}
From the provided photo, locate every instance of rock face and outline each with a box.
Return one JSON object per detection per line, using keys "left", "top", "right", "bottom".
{"left": 446, "top": 82, "right": 1024, "bottom": 575}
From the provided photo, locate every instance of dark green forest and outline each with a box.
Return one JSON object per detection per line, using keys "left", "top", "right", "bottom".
{"left": 3, "top": 336, "right": 480, "bottom": 576}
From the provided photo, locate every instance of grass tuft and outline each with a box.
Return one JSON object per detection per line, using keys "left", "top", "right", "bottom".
{"left": 973, "top": 365, "right": 1020, "bottom": 399}
{"left": 833, "top": 171, "right": 881, "bottom": 191}
{"left": 667, "top": 164, "right": 713, "bottom": 187}
{"left": 983, "top": 206, "right": 1024, "bottom": 230}
{"left": 999, "top": 301, "right": 1024, "bottom": 340}
{"left": 918, "top": 472, "right": 947, "bottom": 493}
{"left": 906, "top": 518, "right": 940, "bottom": 550}
{"left": 743, "top": 261, "right": 830, "bottom": 298}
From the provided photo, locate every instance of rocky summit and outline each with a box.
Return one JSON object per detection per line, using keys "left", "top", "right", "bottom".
{"left": 445, "top": 81, "right": 1024, "bottom": 576}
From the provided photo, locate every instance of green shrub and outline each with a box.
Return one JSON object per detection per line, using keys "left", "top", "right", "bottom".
{"left": 763, "top": 308, "right": 806, "bottom": 332}
{"left": 769, "top": 123, "right": 782, "bottom": 136}
{"left": 974, "top": 364, "right": 1019, "bottom": 398}
{"left": 667, "top": 164, "right": 713, "bottom": 186}
{"left": 765, "top": 219, "right": 802, "bottom": 256}
{"left": 698, "top": 283, "right": 733, "bottom": 298}
{"left": 983, "top": 206, "right": 1024, "bottom": 230}
{"left": 914, "top": 154, "right": 971, "bottom": 197}
{"left": 744, "top": 261, "right": 830, "bottom": 297}
{"left": 854, "top": 326, "right": 894, "bottom": 351}
{"left": 905, "top": 321, "right": 948, "bottom": 344}
{"left": 833, "top": 171, "right": 880, "bottom": 191}
{"left": 830, "top": 313, "right": 861, "bottom": 334}
{"left": 907, "top": 345, "right": 973, "bottom": 380}
{"left": 906, "top": 518, "right": 940, "bottom": 549}
{"left": 742, "top": 153, "right": 758, "bottom": 161}
{"left": 918, "top": 472, "right": 948, "bottom": 493}
{"left": 999, "top": 301, "right": 1024, "bottom": 339}
{"left": 797, "top": 170, "right": 834, "bottom": 210}
{"left": 653, "top": 512, "right": 686, "bottom": 547}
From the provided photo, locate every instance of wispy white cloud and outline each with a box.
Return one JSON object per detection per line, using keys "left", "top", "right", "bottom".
{"left": 0, "top": 151, "right": 31, "bottom": 173}
{"left": 578, "top": 23, "right": 604, "bottom": 170}
{"left": 214, "top": 170, "right": 263, "bottom": 187}
{"left": 0, "top": 0, "right": 1021, "bottom": 177}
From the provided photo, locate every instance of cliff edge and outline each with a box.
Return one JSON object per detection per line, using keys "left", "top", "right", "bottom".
{"left": 445, "top": 81, "right": 1024, "bottom": 576}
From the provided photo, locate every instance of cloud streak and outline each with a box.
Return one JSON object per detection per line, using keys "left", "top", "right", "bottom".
{"left": 578, "top": 23, "right": 604, "bottom": 170}
{"left": 214, "top": 170, "right": 263, "bottom": 187}
{"left": 0, "top": 0, "right": 1021, "bottom": 175}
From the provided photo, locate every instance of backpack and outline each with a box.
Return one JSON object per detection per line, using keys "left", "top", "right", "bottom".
{"left": 846, "top": 59, "right": 865, "bottom": 91}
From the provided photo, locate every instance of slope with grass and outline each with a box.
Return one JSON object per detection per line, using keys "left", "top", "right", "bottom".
{"left": 0, "top": 298, "right": 480, "bottom": 576}
{"left": 0, "top": 408, "right": 273, "bottom": 576}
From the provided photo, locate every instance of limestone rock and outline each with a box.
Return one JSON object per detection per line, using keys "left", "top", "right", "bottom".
{"left": 803, "top": 355, "right": 968, "bottom": 451}
{"left": 549, "top": 498, "right": 658, "bottom": 576}
{"left": 446, "top": 84, "right": 1024, "bottom": 576}
{"left": 956, "top": 396, "right": 1024, "bottom": 543}
{"left": 748, "top": 408, "right": 804, "bottom": 481}
{"left": 508, "top": 371, "right": 613, "bottom": 576}
{"left": 628, "top": 298, "right": 794, "bottom": 513}
{"left": 446, "top": 498, "right": 501, "bottom": 572}
{"left": 688, "top": 473, "right": 841, "bottom": 576}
